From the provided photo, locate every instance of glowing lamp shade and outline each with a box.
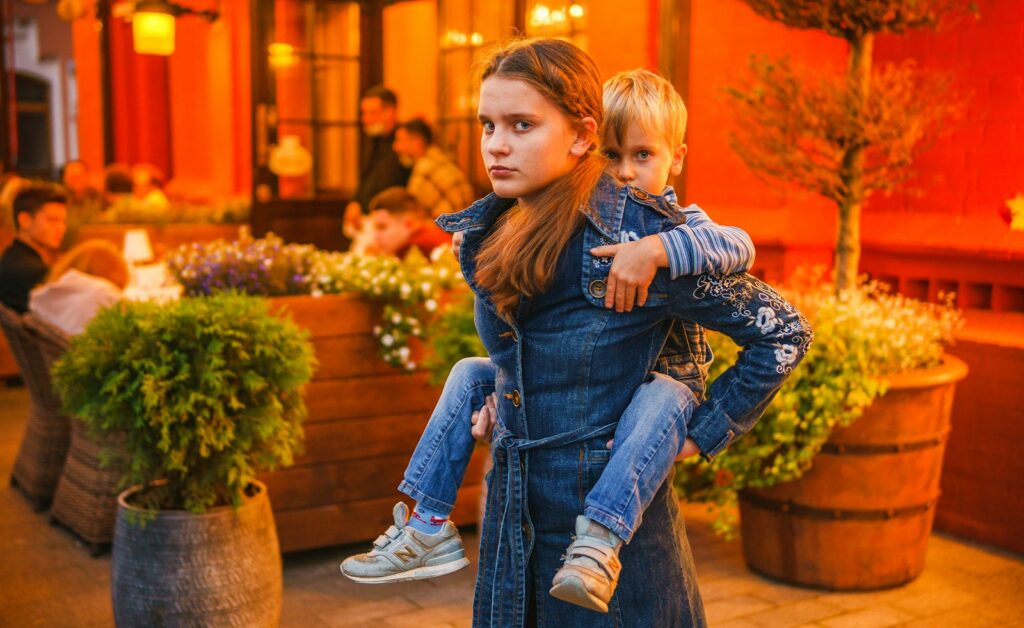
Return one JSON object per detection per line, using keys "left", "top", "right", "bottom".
{"left": 133, "top": 9, "right": 176, "bottom": 56}
{"left": 269, "top": 135, "right": 313, "bottom": 177}
{"left": 123, "top": 229, "right": 154, "bottom": 265}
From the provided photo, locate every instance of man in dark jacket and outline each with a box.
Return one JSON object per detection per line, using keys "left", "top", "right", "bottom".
{"left": 344, "top": 86, "right": 411, "bottom": 244}
{"left": 0, "top": 185, "right": 68, "bottom": 313}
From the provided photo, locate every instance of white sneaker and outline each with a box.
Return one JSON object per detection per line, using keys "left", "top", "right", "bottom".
{"left": 340, "top": 502, "right": 469, "bottom": 584}
{"left": 549, "top": 516, "right": 622, "bottom": 613}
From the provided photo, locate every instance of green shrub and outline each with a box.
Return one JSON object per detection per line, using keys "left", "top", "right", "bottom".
{"left": 52, "top": 293, "right": 315, "bottom": 514}
{"left": 676, "top": 273, "right": 962, "bottom": 536}
{"left": 424, "top": 291, "right": 487, "bottom": 386}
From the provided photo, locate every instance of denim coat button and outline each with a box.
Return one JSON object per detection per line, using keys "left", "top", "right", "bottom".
{"left": 505, "top": 390, "right": 522, "bottom": 407}
{"left": 589, "top": 279, "right": 607, "bottom": 298}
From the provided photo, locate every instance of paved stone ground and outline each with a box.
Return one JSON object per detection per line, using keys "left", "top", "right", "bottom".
{"left": 1, "top": 384, "right": 1021, "bottom": 627}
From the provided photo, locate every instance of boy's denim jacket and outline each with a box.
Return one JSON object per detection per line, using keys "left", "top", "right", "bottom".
{"left": 438, "top": 174, "right": 812, "bottom": 462}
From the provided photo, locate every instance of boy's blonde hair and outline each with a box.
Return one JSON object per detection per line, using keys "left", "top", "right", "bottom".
{"left": 602, "top": 69, "right": 687, "bottom": 151}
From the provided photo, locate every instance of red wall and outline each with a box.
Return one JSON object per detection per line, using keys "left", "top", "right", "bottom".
{"left": 866, "top": 0, "right": 1024, "bottom": 258}
{"left": 684, "top": 0, "right": 845, "bottom": 276}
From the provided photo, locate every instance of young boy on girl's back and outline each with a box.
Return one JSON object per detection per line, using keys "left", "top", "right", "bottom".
{"left": 341, "top": 69, "right": 756, "bottom": 613}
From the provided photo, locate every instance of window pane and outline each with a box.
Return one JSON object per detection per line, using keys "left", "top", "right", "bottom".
{"left": 315, "top": 124, "right": 359, "bottom": 195}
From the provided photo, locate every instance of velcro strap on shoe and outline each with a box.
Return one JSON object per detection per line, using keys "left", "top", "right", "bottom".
{"left": 566, "top": 543, "right": 621, "bottom": 580}
{"left": 373, "top": 525, "right": 402, "bottom": 549}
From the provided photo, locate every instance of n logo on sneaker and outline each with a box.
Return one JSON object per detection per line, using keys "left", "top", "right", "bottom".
{"left": 394, "top": 545, "right": 419, "bottom": 563}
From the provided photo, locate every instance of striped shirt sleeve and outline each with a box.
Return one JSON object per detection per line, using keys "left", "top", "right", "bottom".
{"left": 656, "top": 204, "right": 756, "bottom": 278}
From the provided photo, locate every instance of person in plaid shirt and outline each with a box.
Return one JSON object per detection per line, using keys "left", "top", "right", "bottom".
{"left": 393, "top": 119, "right": 476, "bottom": 218}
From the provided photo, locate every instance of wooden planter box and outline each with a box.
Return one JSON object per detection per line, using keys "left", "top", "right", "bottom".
{"left": 261, "top": 294, "right": 487, "bottom": 552}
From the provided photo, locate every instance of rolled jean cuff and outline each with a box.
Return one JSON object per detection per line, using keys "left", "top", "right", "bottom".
{"left": 583, "top": 505, "right": 635, "bottom": 545}
{"left": 397, "top": 480, "right": 455, "bottom": 513}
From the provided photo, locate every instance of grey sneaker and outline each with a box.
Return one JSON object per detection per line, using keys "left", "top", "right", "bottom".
{"left": 340, "top": 502, "right": 469, "bottom": 584}
{"left": 548, "top": 516, "right": 622, "bottom": 613}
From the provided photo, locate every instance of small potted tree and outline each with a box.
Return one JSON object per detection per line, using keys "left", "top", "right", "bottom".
{"left": 53, "top": 293, "right": 314, "bottom": 625}
{"left": 684, "top": 0, "right": 977, "bottom": 590}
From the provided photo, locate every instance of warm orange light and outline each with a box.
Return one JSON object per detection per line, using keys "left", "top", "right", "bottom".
{"left": 133, "top": 10, "right": 176, "bottom": 56}
{"left": 268, "top": 42, "right": 298, "bottom": 69}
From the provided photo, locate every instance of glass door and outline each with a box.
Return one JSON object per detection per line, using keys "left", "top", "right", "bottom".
{"left": 251, "top": 0, "right": 382, "bottom": 250}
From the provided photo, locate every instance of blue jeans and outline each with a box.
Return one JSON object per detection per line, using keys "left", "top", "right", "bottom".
{"left": 399, "top": 358, "right": 695, "bottom": 543}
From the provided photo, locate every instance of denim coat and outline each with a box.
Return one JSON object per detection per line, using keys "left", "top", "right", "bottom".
{"left": 437, "top": 174, "right": 812, "bottom": 627}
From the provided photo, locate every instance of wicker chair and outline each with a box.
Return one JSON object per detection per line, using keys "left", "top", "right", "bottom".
{"left": 0, "top": 303, "right": 70, "bottom": 511}
{"left": 24, "top": 314, "right": 127, "bottom": 555}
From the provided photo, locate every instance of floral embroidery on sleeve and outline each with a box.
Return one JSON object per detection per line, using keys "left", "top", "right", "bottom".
{"left": 693, "top": 274, "right": 813, "bottom": 373}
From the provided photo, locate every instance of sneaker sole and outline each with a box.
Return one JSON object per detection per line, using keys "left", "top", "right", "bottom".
{"left": 340, "top": 557, "right": 470, "bottom": 584}
{"left": 549, "top": 577, "right": 610, "bottom": 613}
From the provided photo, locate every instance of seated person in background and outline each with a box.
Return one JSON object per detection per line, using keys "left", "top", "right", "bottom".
{"left": 103, "top": 163, "right": 134, "bottom": 209}
{"left": 61, "top": 160, "right": 102, "bottom": 250}
{"left": 366, "top": 187, "right": 450, "bottom": 258}
{"left": 29, "top": 240, "right": 128, "bottom": 336}
{"left": 62, "top": 160, "right": 100, "bottom": 205}
{"left": 392, "top": 119, "right": 476, "bottom": 218}
{"left": 0, "top": 186, "right": 68, "bottom": 313}
{"left": 131, "top": 164, "right": 170, "bottom": 212}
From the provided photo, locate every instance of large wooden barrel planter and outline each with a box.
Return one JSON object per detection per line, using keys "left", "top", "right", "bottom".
{"left": 262, "top": 294, "right": 487, "bottom": 552}
{"left": 739, "top": 355, "right": 968, "bottom": 590}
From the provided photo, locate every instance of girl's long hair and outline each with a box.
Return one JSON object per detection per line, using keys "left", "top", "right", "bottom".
{"left": 474, "top": 38, "right": 606, "bottom": 320}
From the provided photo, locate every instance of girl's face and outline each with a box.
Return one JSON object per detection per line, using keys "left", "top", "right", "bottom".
{"left": 478, "top": 76, "right": 594, "bottom": 206}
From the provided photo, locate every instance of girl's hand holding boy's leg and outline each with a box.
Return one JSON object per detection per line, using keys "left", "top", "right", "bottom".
{"left": 471, "top": 393, "right": 498, "bottom": 443}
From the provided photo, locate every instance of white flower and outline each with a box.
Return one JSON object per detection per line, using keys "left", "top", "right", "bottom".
{"left": 755, "top": 306, "right": 781, "bottom": 334}
{"left": 381, "top": 334, "right": 395, "bottom": 347}
{"left": 400, "top": 283, "right": 412, "bottom": 298}
{"left": 398, "top": 346, "right": 411, "bottom": 359}
{"left": 373, "top": 325, "right": 382, "bottom": 336}
{"left": 391, "top": 313, "right": 402, "bottom": 324}
{"left": 774, "top": 344, "right": 798, "bottom": 366}
{"left": 425, "top": 299, "right": 438, "bottom": 312}
{"left": 311, "top": 289, "right": 323, "bottom": 298}
{"left": 421, "top": 282, "right": 432, "bottom": 294}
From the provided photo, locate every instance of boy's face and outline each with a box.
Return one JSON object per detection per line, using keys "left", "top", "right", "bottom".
{"left": 369, "top": 210, "right": 416, "bottom": 256}
{"left": 602, "top": 121, "right": 686, "bottom": 195}
{"left": 18, "top": 202, "right": 67, "bottom": 251}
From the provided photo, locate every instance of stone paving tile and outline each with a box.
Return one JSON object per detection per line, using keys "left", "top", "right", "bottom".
{"left": 890, "top": 584, "right": 983, "bottom": 618}
{"left": 741, "top": 598, "right": 847, "bottom": 627}
{"left": 897, "top": 604, "right": 1018, "bottom": 627}
{"left": 2, "top": 385, "right": 1024, "bottom": 626}
{"left": 704, "top": 593, "right": 776, "bottom": 623}
{"left": 818, "top": 604, "right": 917, "bottom": 628}
{"left": 315, "top": 596, "right": 419, "bottom": 627}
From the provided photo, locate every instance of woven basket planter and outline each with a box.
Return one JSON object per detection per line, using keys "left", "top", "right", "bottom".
{"left": 49, "top": 420, "right": 127, "bottom": 554}
{"left": 112, "top": 481, "right": 282, "bottom": 627}
{"left": 22, "top": 314, "right": 126, "bottom": 553}
{"left": 0, "top": 305, "right": 70, "bottom": 510}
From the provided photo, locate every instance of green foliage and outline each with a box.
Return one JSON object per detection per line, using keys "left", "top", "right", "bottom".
{"left": 675, "top": 271, "right": 962, "bottom": 536}
{"left": 166, "top": 234, "right": 463, "bottom": 370}
{"left": 740, "top": 0, "right": 978, "bottom": 41}
{"left": 52, "top": 293, "right": 315, "bottom": 514}
{"left": 727, "top": 56, "right": 961, "bottom": 206}
{"left": 424, "top": 291, "right": 487, "bottom": 386}
{"left": 728, "top": 0, "right": 975, "bottom": 291}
